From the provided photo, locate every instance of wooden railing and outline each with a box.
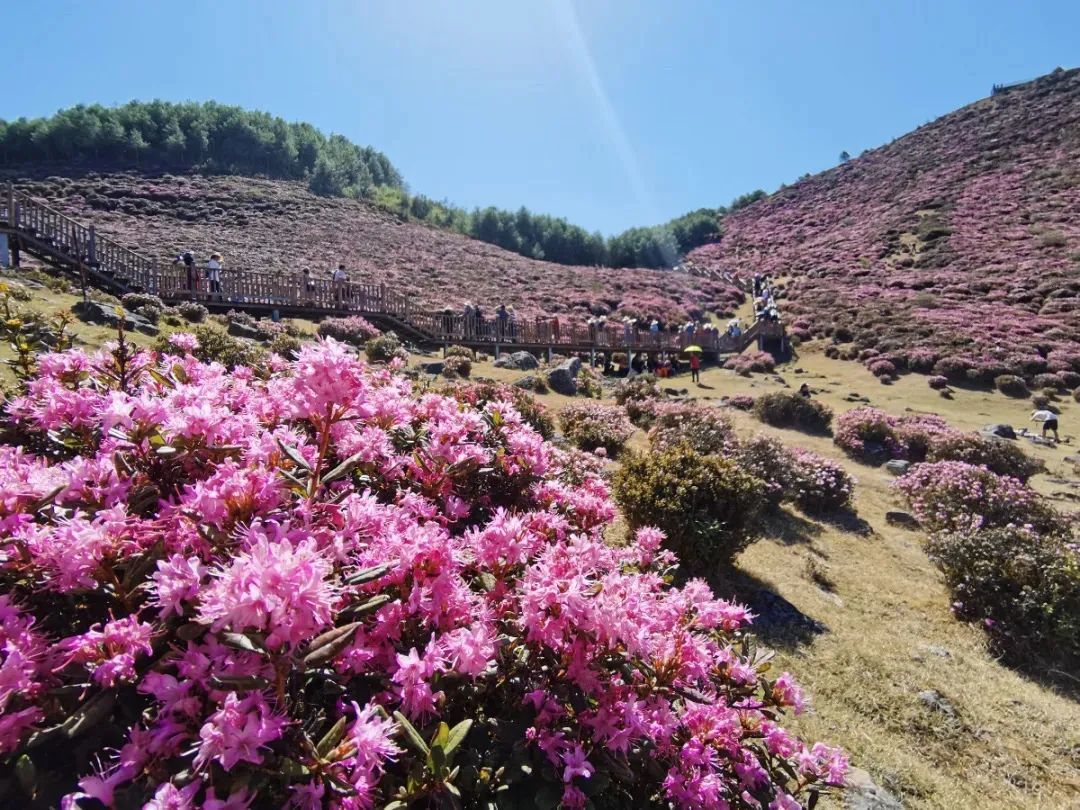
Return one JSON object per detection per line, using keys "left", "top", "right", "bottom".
{"left": 2, "top": 184, "right": 776, "bottom": 355}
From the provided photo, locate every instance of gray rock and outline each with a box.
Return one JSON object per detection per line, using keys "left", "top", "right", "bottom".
{"left": 983, "top": 423, "right": 1016, "bottom": 440}
{"left": 845, "top": 767, "right": 904, "bottom": 810}
{"left": 228, "top": 320, "right": 262, "bottom": 341}
{"left": 917, "top": 689, "right": 956, "bottom": 717}
{"left": 562, "top": 356, "right": 582, "bottom": 377}
{"left": 885, "top": 511, "right": 920, "bottom": 529}
{"left": 884, "top": 460, "right": 911, "bottom": 476}
{"left": 663, "top": 387, "right": 689, "bottom": 397}
{"left": 513, "top": 374, "right": 540, "bottom": 391}
{"left": 494, "top": 350, "right": 540, "bottom": 370}
{"left": 920, "top": 644, "right": 952, "bottom": 658}
{"left": 421, "top": 361, "right": 445, "bottom": 375}
{"left": 1064, "top": 454, "right": 1080, "bottom": 466}
{"left": 546, "top": 362, "right": 578, "bottom": 396}
{"left": 73, "top": 300, "right": 158, "bottom": 336}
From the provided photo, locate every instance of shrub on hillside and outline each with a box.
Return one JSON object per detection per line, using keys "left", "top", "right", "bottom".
{"left": 365, "top": 332, "right": 408, "bottom": 364}
{"left": 176, "top": 301, "right": 208, "bottom": 323}
{"left": 648, "top": 402, "right": 735, "bottom": 455}
{"left": 894, "top": 461, "right": 1067, "bottom": 535}
{"left": 613, "top": 444, "right": 765, "bottom": 569}
{"left": 1033, "top": 372, "right": 1066, "bottom": 391}
{"left": 613, "top": 374, "right": 663, "bottom": 425}
{"left": 927, "top": 526, "right": 1080, "bottom": 665}
{"left": 753, "top": 391, "right": 833, "bottom": 434}
{"left": 0, "top": 342, "right": 846, "bottom": 807}
{"left": 868, "top": 359, "right": 897, "bottom": 379}
{"left": 267, "top": 331, "right": 304, "bottom": 358}
{"left": 926, "top": 432, "right": 1044, "bottom": 482}
{"left": 725, "top": 394, "right": 756, "bottom": 410}
{"left": 443, "top": 380, "right": 555, "bottom": 439}
{"left": 927, "top": 375, "right": 949, "bottom": 390}
{"left": 317, "top": 315, "right": 381, "bottom": 346}
{"left": 733, "top": 435, "right": 853, "bottom": 514}
{"left": 445, "top": 344, "right": 476, "bottom": 361}
{"left": 833, "top": 407, "right": 908, "bottom": 460}
{"left": 155, "top": 324, "right": 267, "bottom": 370}
{"left": 724, "top": 350, "right": 776, "bottom": 376}
{"left": 994, "top": 374, "right": 1029, "bottom": 397}
{"left": 121, "top": 292, "right": 164, "bottom": 312}
{"left": 442, "top": 354, "right": 472, "bottom": 378}
{"left": 560, "top": 402, "right": 634, "bottom": 455}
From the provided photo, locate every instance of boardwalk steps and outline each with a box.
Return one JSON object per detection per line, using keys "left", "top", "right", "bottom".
{"left": 0, "top": 184, "right": 783, "bottom": 357}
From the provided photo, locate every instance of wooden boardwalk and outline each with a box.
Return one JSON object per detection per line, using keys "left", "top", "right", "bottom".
{"left": 1, "top": 184, "right": 783, "bottom": 356}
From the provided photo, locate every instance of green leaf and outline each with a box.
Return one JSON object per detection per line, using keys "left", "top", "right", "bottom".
{"left": 444, "top": 719, "right": 473, "bottom": 758}
{"left": 210, "top": 674, "right": 271, "bottom": 692}
{"left": 63, "top": 690, "right": 116, "bottom": 738}
{"left": 15, "top": 754, "right": 36, "bottom": 796}
{"left": 433, "top": 722, "right": 450, "bottom": 749}
{"left": 339, "top": 594, "right": 392, "bottom": 620}
{"left": 276, "top": 438, "right": 311, "bottom": 471}
{"left": 322, "top": 451, "right": 367, "bottom": 485}
{"left": 393, "top": 711, "right": 430, "bottom": 756}
{"left": 383, "top": 802, "right": 408, "bottom": 810}
{"left": 316, "top": 717, "right": 348, "bottom": 758}
{"left": 303, "top": 622, "right": 361, "bottom": 667}
{"left": 31, "top": 484, "right": 66, "bottom": 512}
{"left": 344, "top": 563, "right": 392, "bottom": 586}
{"left": 222, "top": 631, "right": 267, "bottom": 654}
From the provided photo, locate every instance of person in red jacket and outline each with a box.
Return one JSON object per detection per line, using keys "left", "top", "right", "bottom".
{"left": 689, "top": 352, "right": 701, "bottom": 383}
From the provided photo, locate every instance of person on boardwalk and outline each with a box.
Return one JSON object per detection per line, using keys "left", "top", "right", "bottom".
{"left": 174, "top": 250, "right": 196, "bottom": 297}
{"left": 332, "top": 263, "right": 348, "bottom": 308}
{"left": 206, "top": 253, "right": 223, "bottom": 301}
{"left": 1030, "top": 408, "right": 1060, "bottom": 442}
{"left": 689, "top": 351, "right": 701, "bottom": 384}
{"left": 496, "top": 304, "right": 509, "bottom": 339}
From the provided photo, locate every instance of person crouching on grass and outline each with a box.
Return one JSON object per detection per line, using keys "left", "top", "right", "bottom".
{"left": 1030, "top": 408, "right": 1060, "bottom": 442}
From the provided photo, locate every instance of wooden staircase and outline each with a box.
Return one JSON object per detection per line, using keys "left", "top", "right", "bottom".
{"left": 1, "top": 184, "right": 780, "bottom": 357}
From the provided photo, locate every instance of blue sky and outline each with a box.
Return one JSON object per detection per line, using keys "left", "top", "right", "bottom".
{"left": 4, "top": 1, "right": 1077, "bottom": 234}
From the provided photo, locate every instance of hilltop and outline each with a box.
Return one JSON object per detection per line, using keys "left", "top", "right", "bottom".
{"left": 689, "top": 68, "right": 1080, "bottom": 382}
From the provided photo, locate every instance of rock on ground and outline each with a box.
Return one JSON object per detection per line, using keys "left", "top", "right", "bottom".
{"left": 493, "top": 350, "right": 539, "bottom": 370}
{"left": 546, "top": 360, "right": 579, "bottom": 396}
{"left": 844, "top": 767, "right": 905, "bottom": 810}
{"left": 884, "top": 460, "right": 911, "bottom": 476}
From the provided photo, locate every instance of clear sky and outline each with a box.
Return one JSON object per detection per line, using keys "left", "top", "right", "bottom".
{"left": 4, "top": 1, "right": 1077, "bottom": 234}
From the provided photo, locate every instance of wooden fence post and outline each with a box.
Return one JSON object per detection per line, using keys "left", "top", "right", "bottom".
{"left": 6, "top": 184, "right": 14, "bottom": 226}
{"left": 88, "top": 225, "right": 96, "bottom": 265}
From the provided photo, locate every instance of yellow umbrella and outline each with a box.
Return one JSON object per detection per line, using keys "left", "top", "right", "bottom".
{"left": 683, "top": 345, "right": 703, "bottom": 353}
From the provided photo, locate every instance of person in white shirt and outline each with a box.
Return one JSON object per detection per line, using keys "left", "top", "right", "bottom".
{"left": 332, "top": 263, "right": 348, "bottom": 307}
{"left": 206, "top": 253, "right": 222, "bottom": 300}
{"left": 1030, "top": 409, "right": 1060, "bottom": 441}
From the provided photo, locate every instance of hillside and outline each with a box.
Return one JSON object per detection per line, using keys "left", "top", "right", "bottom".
{"left": 688, "top": 67, "right": 1080, "bottom": 382}
{"left": 4, "top": 171, "right": 744, "bottom": 324}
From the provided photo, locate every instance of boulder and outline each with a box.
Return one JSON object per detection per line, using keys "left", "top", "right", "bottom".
{"left": 545, "top": 361, "right": 578, "bottom": 396}
{"left": 844, "top": 767, "right": 904, "bottom": 810}
{"left": 421, "top": 361, "right": 445, "bottom": 375}
{"left": 227, "top": 320, "right": 262, "bottom": 341}
{"left": 884, "top": 459, "right": 911, "bottom": 476}
{"left": 513, "top": 374, "right": 540, "bottom": 391}
{"left": 72, "top": 300, "right": 158, "bottom": 336}
{"left": 494, "top": 350, "right": 539, "bottom": 370}
{"left": 885, "top": 511, "right": 920, "bottom": 529}
{"left": 983, "top": 423, "right": 1016, "bottom": 440}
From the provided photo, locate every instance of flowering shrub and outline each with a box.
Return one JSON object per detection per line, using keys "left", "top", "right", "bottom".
{"left": 724, "top": 350, "right": 776, "bottom": 376}
{"left": 155, "top": 324, "right": 268, "bottom": 370}
{"left": 176, "top": 301, "right": 208, "bottom": 323}
{"left": 442, "top": 380, "right": 555, "bottom": 439}
{"left": 612, "top": 375, "right": 662, "bottom": 426}
{"left": 753, "top": 391, "right": 833, "bottom": 434}
{"left": 733, "top": 435, "right": 853, "bottom": 514}
{"left": 0, "top": 340, "right": 844, "bottom": 808}
{"left": 315, "top": 313, "right": 382, "bottom": 345}
{"left": 926, "top": 526, "right": 1080, "bottom": 665}
{"left": 648, "top": 402, "right": 735, "bottom": 455}
{"left": 925, "top": 432, "right": 1044, "bottom": 482}
{"left": 445, "top": 344, "right": 475, "bottom": 361}
{"left": 994, "top": 375, "right": 1029, "bottom": 397}
{"left": 1032, "top": 372, "right": 1066, "bottom": 391}
{"left": 927, "top": 375, "right": 949, "bottom": 390}
{"left": 832, "top": 407, "right": 946, "bottom": 461}
{"left": 559, "top": 402, "right": 635, "bottom": 455}
{"left": 364, "top": 332, "right": 408, "bottom": 364}
{"left": 894, "top": 462, "right": 1067, "bottom": 535}
{"left": 613, "top": 444, "right": 765, "bottom": 569}
{"left": 121, "top": 292, "right": 166, "bottom": 324}
{"left": 868, "top": 359, "right": 897, "bottom": 379}
{"left": 725, "top": 394, "right": 756, "bottom": 411}
{"left": 441, "top": 354, "right": 472, "bottom": 379}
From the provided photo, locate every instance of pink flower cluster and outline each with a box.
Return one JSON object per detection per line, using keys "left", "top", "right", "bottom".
{"left": 559, "top": 401, "right": 635, "bottom": 455}
{"left": 0, "top": 339, "right": 843, "bottom": 808}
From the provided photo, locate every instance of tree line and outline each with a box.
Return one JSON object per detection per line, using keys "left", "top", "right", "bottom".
{"left": 0, "top": 101, "right": 768, "bottom": 269}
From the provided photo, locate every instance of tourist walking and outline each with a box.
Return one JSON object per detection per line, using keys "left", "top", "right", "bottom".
{"left": 1030, "top": 408, "right": 1060, "bottom": 442}
{"left": 689, "top": 351, "right": 701, "bottom": 384}
{"left": 174, "top": 250, "right": 197, "bottom": 297}
{"left": 332, "top": 263, "right": 348, "bottom": 308}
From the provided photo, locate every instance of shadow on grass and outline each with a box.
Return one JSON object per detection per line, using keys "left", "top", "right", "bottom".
{"left": 759, "top": 508, "right": 822, "bottom": 546}
{"left": 707, "top": 567, "right": 827, "bottom": 651}
{"left": 815, "top": 507, "right": 874, "bottom": 537}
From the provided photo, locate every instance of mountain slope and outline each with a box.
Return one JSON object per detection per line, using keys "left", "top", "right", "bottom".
{"left": 688, "top": 67, "right": 1080, "bottom": 382}
{"left": 6, "top": 171, "right": 743, "bottom": 324}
